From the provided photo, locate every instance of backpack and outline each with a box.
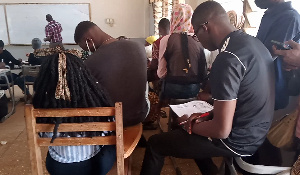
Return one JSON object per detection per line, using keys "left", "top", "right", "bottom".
{"left": 0, "top": 94, "right": 8, "bottom": 121}
{"left": 164, "top": 34, "right": 207, "bottom": 85}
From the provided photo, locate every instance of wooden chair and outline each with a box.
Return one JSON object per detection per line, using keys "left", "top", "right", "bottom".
{"left": 25, "top": 102, "right": 142, "bottom": 175}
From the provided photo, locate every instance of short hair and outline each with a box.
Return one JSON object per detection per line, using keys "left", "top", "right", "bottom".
{"left": 32, "top": 38, "right": 42, "bottom": 50}
{"left": 159, "top": 18, "right": 170, "bottom": 31}
{"left": 74, "top": 21, "right": 97, "bottom": 43}
{"left": 192, "top": 1, "right": 227, "bottom": 27}
{"left": 0, "top": 40, "right": 4, "bottom": 48}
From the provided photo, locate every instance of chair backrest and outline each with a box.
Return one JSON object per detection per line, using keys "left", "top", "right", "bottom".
{"left": 25, "top": 102, "right": 125, "bottom": 175}
{"left": 22, "top": 65, "right": 41, "bottom": 78}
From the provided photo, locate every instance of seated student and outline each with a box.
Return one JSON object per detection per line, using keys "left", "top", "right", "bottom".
{"left": 157, "top": 4, "right": 206, "bottom": 100}
{"left": 74, "top": 21, "right": 149, "bottom": 127}
{"left": 145, "top": 35, "right": 158, "bottom": 60}
{"left": 32, "top": 48, "right": 116, "bottom": 175}
{"left": 14, "top": 38, "right": 46, "bottom": 101}
{"left": 148, "top": 18, "right": 170, "bottom": 82}
{"left": 140, "top": 2, "right": 275, "bottom": 175}
{"left": 0, "top": 40, "right": 22, "bottom": 68}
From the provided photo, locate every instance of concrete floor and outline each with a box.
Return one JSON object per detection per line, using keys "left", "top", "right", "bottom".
{"left": 0, "top": 88, "right": 225, "bottom": 175}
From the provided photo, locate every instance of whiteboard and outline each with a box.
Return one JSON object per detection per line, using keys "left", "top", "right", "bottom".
{"left": 6, "top": 4, "right": 90, "bottom": 45}
{"left": 0, "top": 5, "right": 8, "bottom": 45}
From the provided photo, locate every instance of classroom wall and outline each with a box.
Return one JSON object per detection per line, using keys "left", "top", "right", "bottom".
{"left": 0, "top": 0, "right": 150, "bottom": 38}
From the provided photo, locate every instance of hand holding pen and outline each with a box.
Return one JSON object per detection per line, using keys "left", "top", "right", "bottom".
{"left": 177, "top": 112, "right": 212, "bottom": 134}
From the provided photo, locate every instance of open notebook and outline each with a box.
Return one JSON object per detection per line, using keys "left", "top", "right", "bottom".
{"left": 170, "top": 100, "right": 214, "bottom": 117}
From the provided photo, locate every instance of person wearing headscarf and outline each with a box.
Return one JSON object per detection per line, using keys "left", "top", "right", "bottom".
{"left": 157, "top": 3, "right": 207, "bottom": 100}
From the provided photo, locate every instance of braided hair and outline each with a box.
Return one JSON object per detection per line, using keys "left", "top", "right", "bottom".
{"left": 33, "top": 51, "right": 113, "bottom": 142}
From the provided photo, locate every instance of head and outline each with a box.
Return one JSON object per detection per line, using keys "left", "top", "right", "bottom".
{"left": 33, "top": 48, "right": 113, "bottom": 141}
{"left": 117, "top": 36, "right": 129, "bottom": 40}
{"left": 0, "top": 40, "right": 4, "bottom": 54}
{"left": 74, "top": 21, "right": 107, "bottom": 53}
{"left": 158, "top": 18, "right": 170, "bottom": 36}
{"left": 145, "top": 35, "right": 158, "bottom": 46}
{"left": 255, "top": 0, "right": 284, "bottom": 9}
{"left": 33, "top": 48, "right": 112, "bottom": 109}
{"left": 192, "top": 1, "right": 234, "bottom": 51}
{"left": 170, "top": 4, "right": 194, "bottom": 33}
{"left": 31, "top": 38, "right": 42, "bottom": 50}
{"left": 46, "top": 14, "right": 53, "bottom": 22}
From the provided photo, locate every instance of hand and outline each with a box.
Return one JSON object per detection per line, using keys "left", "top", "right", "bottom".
{"left": 18, "top": 58, "right": 22, "bottom": 62}
{"left": 177, "top": 113, "right": 210, "bottom": 134}
{"left": 273, "top": 40, "right": 300, "bottom": 68}
{"left": 0, "top": 62, "right": 6, "bottom": 69}
{"left": 26, "top": 53, "right": 30, "bottom": 57}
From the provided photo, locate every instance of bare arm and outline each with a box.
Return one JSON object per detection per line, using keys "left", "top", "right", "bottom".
{"left": 191, "top": 100, "right": 236, "bottom": 138}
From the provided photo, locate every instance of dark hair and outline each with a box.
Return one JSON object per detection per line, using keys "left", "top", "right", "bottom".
{"left": 0, "top": 40, "right": 4, "bottom": 48}
{"left": 159, "top": 18, "right": 170, "bottom": 31}
{"left": 74, "top": 21, "right": 97, "bottom": 43}
{"left": 33, "top": 52, "right": 113, "bottom": 142}
{"left": 192, "top": 1, "right": 226, "bottom": 28}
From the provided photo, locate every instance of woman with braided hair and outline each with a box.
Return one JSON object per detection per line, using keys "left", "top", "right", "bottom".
{"left": 32, "top": 47, "right": 116, "bottom": 175}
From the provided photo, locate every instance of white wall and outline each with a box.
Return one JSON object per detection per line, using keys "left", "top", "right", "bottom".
{"left": 0, "top": 0, "right": 150, "bottom": 39}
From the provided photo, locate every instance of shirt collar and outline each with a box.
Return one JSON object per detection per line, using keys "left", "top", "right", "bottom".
{"left": 265, "top": 2, "right": 292, "bottom": 15}
{"left": 218, "top": 30, "right": 242, "bottom": 52}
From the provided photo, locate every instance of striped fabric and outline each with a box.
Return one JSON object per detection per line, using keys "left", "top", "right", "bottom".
{"left": 41, "top": 131, "right": 109, "bottom": 163}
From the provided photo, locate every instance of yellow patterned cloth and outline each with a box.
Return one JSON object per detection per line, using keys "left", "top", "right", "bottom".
{"left": 170, "top": 3, "right": 194, "bottom": 33}
{"left": 292, "top": 155, "right": 300, "bottom": 175}
{"left": 34, "top": 47, "right": 82, "bottom": 101}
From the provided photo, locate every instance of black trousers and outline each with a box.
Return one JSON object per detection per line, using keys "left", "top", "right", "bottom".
{"left": 140, "top": 129, "right": 236, "bottom": 175}
{"left": 46, "top": 145, "right": 116, "bottom": 175}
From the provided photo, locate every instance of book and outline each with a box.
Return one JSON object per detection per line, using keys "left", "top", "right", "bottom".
{"left": 169, "top": 100, "right": 213, "bottom": 117}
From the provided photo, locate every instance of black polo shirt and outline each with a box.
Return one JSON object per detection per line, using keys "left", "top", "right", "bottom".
{"left": 210, "top": 30, "right": 275, "bottom": 155}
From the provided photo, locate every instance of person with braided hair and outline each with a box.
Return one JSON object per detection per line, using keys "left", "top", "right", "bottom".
{"left": 32, "top": 47, "right": 116, "bottom": 175}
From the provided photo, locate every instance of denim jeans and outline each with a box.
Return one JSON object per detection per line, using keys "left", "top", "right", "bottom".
{"left": 14, "top": 76, "right": 35, "bottom": 95}
{"left": 46, "top": 145, "right": 116, "bottom": 175}
{"left": 161, "top": 82, "right": 200, "bottom": 100}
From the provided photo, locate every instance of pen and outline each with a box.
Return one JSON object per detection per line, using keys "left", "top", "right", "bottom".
{"left": 179, "top": 112, "right": 210, "bottom": 125}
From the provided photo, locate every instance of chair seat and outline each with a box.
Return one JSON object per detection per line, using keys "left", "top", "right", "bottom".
{"left": 124, "top": 123, "right": 142, "bottom": 158}
{"left": 234, "top": 157, "right": 291, "bottom": 174}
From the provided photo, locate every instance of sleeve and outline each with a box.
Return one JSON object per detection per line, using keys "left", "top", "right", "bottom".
{"left": 210, "top": 53, "right": 245, "bottom": 100}
{"left": 45, "top": 26, "right": 53, "bottom": 37}
{"left": 28, "top": 53, "right": 41, "bottom": 65}
{"left": 265, "top": 16, "right": 300, "bottom": 55}
{"left": 152, "top": 41, "right": 159, "bottom": 59}
{"left": 6, "top": 50, "right": 20, "bottom": 65}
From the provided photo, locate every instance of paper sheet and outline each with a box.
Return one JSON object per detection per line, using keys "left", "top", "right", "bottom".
{"left": 169, "top": 100, "right": 214, "bottom": 117}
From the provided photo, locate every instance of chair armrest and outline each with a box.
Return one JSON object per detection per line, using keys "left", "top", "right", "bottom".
{"left": 123, "top": 123, "right": 142, "bottom": 158}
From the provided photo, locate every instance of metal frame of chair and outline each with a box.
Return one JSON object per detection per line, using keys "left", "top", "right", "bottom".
{"left": 22, "top": 65, "right": 41, "bottom": 101}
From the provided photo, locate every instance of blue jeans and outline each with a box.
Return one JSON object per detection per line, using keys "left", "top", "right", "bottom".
{"left": 46, "top": 145, "right": 116, "bottom": 175}
{"left": 161, "top": 82, "right": 200, "bottom": 100}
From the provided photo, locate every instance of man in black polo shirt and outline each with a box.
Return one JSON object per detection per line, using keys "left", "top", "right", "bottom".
{"left": 140, "top": 2, "right": 275, "bottom": 175}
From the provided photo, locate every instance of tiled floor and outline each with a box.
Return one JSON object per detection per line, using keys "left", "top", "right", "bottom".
{"left": 0, "top": 88, "right": 224, "bottom": 175}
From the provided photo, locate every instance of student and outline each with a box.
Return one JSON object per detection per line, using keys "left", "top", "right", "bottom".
{"left": 148, "top": 18, "right": 170, "bottom": 82}
{"left": 157, "top": 4, "right": 206, "bottom": 100}
{"left": 273, "top": 40, "right": 300, "bottom": 160}
{"left": 140, "top": 2, "right": 275, "bottom": 175}
{"left": 255, "top": 0, "right": 300, "bottom": 110}
{"left": 28, "top": 38, "right": 48, "bottom": 65}
{"left": 74, "top": 21, "right": 149, "bottom": 127}
{"left": 44, "top": 14, "right": 63, "bottom": 48}
{"left": 0, "top": 40, "right": 22, "bottom": 68}
{"left": 32, "top": 48, "right": 115, "bottom": 175}
{"left": 145, "top": 35, "right": 158, "bottom": 59}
